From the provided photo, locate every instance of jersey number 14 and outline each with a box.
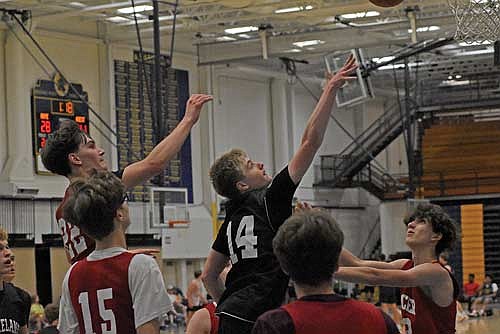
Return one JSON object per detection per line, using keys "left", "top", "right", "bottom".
{"left": 227, "top": 215, "right": 258, "bottom": 264}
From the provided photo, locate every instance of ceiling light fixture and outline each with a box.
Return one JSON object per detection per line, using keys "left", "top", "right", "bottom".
{"left": 341, "top": 11, "right": 380, "bottom": 19}
{"left": 106, "top": 16, "right": 130, "bottom": 23}
{"left": 225, "top": 26, "right": 259, "bottom": 34}
{"left": 408, "top": 26, "right": 440, "bottom": 33}
{"left": 372, "top": 56, "right": 395, "bottom": 63}
{"left": 68, "top": 2, "right": 86, "bottom": 8}
{"left": 275, "top": 5, "right": 313, "bottom": 14}
{"left": 117, "top": 5, "right": 153, "bottom": 14}
{"left": 216, "top": 36, "right": 237, "bottom": 42}
{"left": 293, "top": 39, "right": 325, "bottom": 48}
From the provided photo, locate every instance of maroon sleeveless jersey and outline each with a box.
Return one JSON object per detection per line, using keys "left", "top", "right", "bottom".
{"left": 56, "top": 188, "right": 96, "bottom": 264}
{"left": 205, "top": 302, "right": 219, "bottom": 334}
{"left": 400, "top": 260, "right": 457, "bottom": 334}
{"left": 282, "top": 298, "right": 387, "bottom": 334}
{"left": 68, "top": 252, "right": 136, "bottom": 334}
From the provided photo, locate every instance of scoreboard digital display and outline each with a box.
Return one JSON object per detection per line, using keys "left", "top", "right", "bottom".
{"left": 32, "top": 78, "right": 89, "bottom": 174}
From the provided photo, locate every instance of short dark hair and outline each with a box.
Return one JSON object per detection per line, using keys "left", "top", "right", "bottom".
{"left": 41, "top": 120, "right": 85, "bottom": 176}
{"left": 469, "top": 273, "right": 475, "bottom": 278}
{"left": 194, "top": 270, "right": 202, "bottom": 278}
{"left": 63, "top": 171, "right": 126, "bottom": 240}
{"left": 209, "top": 149, "right": 247, "bottom": 199}
{"left": 273, "top": 211, "right": 344, "bottom": 286}
{"left": 44, "top": 303, "right": 59, "bottom": 323}
{"left": 405, "top": 203, "right": 456, "bottom": 255}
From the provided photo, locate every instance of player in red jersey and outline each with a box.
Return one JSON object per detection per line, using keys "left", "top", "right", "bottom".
{"left": 337, "top": 203, "right": 459, "bottom": 334}
{"left": 252, "top": 210, "right": 398, "bottom": 334}
{"left": 42, "top": 94, "right": 212, "bottom": 263}
{"left": 58, "top": 171, "right": 172, "bottom": 334}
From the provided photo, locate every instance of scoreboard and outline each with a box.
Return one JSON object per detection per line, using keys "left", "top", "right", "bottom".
{"left": 32, "top": 78, "right": 89, "bottom": 174}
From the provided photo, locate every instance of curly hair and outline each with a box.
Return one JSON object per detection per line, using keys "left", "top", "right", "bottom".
{"left": 63, "top": 171, "right": 125, "bottom": 240}
{"left": 273, "top": 211, "right": 344, "bottom": 286}
{"left": 41, "top": 120, "right": 85, "bottom": 176}
{"left": 405, "top": 203, "right": 457, "bottom": 255}
{"left": 209, "top": 149, "right": 247, "bottom": 199}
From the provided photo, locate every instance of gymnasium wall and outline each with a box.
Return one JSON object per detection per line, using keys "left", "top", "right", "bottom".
{"left": 10, "top": 247, "right": 36, "bottom": 295}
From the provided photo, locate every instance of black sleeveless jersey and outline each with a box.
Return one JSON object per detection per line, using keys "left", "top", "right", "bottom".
{"left": 0, "top": 283, "right": 30, "bottom": 334}
{"left": 212, "top": 166, "right": 298, "bottom": 322}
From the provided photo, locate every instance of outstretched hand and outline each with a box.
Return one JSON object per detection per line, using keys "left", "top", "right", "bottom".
{"left": 325, "top": 55, "right": 358, "bottom": 91}
{"left": 184, "top": 94, "right": 213, "bottom": 125}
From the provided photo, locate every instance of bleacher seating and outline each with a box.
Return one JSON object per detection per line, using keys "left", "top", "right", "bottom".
{"left": 421, "top": 121, "right": 500, "bottom": 197}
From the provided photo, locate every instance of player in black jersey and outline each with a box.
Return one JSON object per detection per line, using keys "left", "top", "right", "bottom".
{"left": 0, "top": 228, "right": 30, "bottom": 334}
{"left": 202, "top": 56, "right": 358, "bottom": 334}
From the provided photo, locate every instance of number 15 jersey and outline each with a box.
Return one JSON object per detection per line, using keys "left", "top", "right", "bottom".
{"left": 58, "top": 248, "right": 172, "bottom": 334}
{"left": 212, "top": 166, "right": 298, "bottom": 322}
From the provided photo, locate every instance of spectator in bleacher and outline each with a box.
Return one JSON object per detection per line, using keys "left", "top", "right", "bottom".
{"left": 39, "top": 303, "right": 59, "bottom": 334}
{"left": 30, "top": 294, "right": 45, "bottom": 320}
{"left": 252, "top": 211, "right": 399, "bottom": 334}
{"left": 463, "top": 273, "right": 480, "bottom": 312}
{"left": 470, "top": 274, "right": 498, "bottom": 317}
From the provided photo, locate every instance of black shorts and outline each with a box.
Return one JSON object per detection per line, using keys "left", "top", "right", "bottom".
{"left": 379, "top": 286, "right": 398, "bottom": 304}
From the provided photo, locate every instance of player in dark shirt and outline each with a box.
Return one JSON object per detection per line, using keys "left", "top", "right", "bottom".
{"left": 202, "top": 56, "right": 358, "bottom": 334}
{"left": 41, "top": 94, "right": 212, "bottom": 264}
{"left": 0, "top": 228, "right": 30, "bottom": 334}
{"left": 252, "top": 211, "right": 398, "bottom": 334}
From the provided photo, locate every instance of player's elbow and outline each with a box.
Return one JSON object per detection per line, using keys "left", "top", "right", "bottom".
{"left": 143, "top": 158, "right": 165, "bottom": 177}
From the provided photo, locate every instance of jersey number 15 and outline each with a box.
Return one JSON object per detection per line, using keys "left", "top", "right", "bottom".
{"left": 227, "top": 215, "right": 258, "bottom": 264}
{"left": 78, "top": 288, "right": 116, "bottom": 334}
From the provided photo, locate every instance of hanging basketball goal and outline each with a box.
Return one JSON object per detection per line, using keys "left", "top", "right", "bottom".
{"left": 448, "top": 0, "right": 500, "bottom": 44}
{"left": 149, "top": 187, "right": 190, "bottom": 229}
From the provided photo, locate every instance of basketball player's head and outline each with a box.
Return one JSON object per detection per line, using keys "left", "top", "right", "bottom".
{"left": 404, "top": 203, "right": 456, "bottom": 256}
{"left": 63, "top": 171, "right": 129, "bottom": 241}
{"left": 273, "top": 211, "right": 344, "bottom": 287}
{"left": 209, "top": 149, "right": 272, "bottom": 199}
{"left": 41, "top": 119, "right": 107, "bottom": 178}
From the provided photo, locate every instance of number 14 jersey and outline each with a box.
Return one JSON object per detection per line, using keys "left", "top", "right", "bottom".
{"left": 212, "top": 166, "right": 298, "bottom": 322}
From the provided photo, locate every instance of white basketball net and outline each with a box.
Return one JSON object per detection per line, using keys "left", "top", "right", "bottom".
{"left": 448, "top": 0, "right": 500, "bottom": 43}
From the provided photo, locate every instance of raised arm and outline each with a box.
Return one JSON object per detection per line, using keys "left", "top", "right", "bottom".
{"left": 122, "top": 94, "right": 213, "bottom": 188}
{"left": 288, "top": 56, "right": 357, "bottom": 184}
{"left": 201, "top": 249, "right": 230, "bottom": 302}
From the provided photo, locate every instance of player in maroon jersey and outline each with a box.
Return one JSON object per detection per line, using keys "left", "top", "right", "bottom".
{"left": 58, "top": 171, "right": 171, "bottom": 334}
{"left": 337, "top": 203, "right": 458, "bottom": 334}
{"left": 41, "top": 94, "right": 212, "bottom": 264}
{"left": 252, "top": 210, "right": 398, "bottom": 334}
